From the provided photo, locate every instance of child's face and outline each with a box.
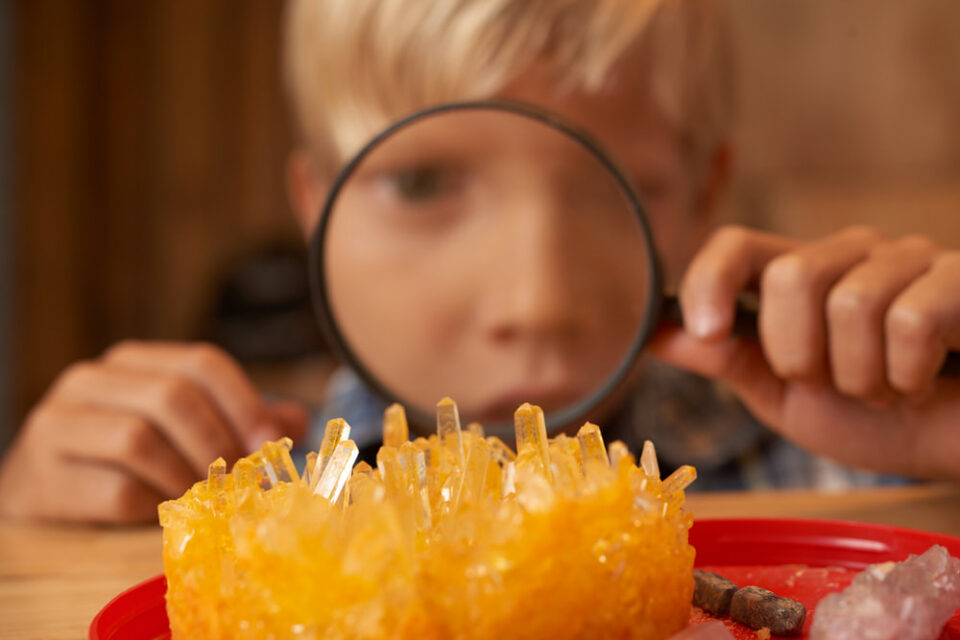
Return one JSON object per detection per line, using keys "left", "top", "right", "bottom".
{"left": 289, "top": 62, "right": 727, "bottom": 428}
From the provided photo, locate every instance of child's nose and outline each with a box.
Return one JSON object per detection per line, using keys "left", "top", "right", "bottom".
{"left": 480, "top": 195, "right": 596, "bottom": 345}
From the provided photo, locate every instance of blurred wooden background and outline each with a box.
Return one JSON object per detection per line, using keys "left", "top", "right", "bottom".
{"left": 729, "top": 0, "right": 960, "bottom": 240}
{"left": 12, "top": 1, "right": 306, "bottom": 437}
{"left": 6, "top": 0, "right": 960, "bottom": 445}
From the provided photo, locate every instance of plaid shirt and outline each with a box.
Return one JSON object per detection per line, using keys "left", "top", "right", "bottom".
{"left": 305, "top": 359, "right": 910, "bottom": 492}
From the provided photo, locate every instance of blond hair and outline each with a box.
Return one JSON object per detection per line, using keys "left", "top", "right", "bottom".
{"left": 283, "top": 0, "right": 732, "bottom": 174}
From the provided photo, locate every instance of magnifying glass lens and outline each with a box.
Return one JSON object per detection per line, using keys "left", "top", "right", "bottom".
{"left": 319, "top": 105, "right": 657, "bottom": 435}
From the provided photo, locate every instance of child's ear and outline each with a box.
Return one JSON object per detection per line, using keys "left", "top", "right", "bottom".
{"left": 286, "top": 150, "right": 330, "bottom": 239}
{"left": 695, "top": 142, "right": 733, "bottom": 219}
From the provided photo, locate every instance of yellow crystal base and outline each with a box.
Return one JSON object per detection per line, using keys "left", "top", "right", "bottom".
{"left": 160, "top": 401, "right": 696, "bottom": 640}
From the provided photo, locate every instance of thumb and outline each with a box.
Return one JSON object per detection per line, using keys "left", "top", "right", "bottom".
{"left": 647, "top": 326, "right": 785, "bottom": 428}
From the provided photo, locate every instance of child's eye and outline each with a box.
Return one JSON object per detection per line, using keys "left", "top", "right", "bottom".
{"left": 382, "top": 165, "right": 459, "bottom": 202}
{"left": 360, "top": 160, "right": 470, "bottom": 229}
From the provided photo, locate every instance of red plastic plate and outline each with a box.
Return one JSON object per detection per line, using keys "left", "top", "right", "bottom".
{"left": 89, "top": 572, "right": 169, "bottom": 640}
{"left": 90, "top": 518, "right": 960, "bottom": 639}
{"left": 690, "top": 519, "right": 960, "bottom": 638}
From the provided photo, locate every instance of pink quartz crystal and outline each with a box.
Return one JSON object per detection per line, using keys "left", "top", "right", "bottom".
{"left": 810, "top": 545, "right": 960, "bottom": 640}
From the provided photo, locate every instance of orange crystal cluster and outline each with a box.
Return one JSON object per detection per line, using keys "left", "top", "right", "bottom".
{"left": 160, "top": 399, "right": 697, "bottom": 640}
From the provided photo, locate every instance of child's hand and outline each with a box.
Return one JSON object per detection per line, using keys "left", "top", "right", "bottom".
{"left": 650, "top": 225, "right": 960, "bottom": 480}
{"left": 0, "top": 341, "right": 307, "bottom": 523}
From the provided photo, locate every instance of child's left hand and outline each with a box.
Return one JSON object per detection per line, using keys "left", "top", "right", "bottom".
{"left": 649, "top": 224, "right": 960, "bottom": 480}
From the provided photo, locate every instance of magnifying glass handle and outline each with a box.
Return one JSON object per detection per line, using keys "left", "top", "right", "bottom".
{"left": 660, "top": 294, "right": 960, "bottom": 377}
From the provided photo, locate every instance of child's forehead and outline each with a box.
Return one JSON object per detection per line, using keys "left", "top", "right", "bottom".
{"left": 497, "top": 66, "right": 685, "bottom": 172}
{"left": 334, "top": 56, "right": 681, "bottom": 170}
{"left": 503, "top": 55, "right": 678, "bottom": 134}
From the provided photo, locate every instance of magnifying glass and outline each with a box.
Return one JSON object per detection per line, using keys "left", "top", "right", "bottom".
{"left": 308, "top": 100, "right": 960, "bottom": 441}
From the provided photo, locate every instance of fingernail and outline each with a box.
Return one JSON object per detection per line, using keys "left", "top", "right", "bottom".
{"left": 687, "top": 307, "right": 725, "bottom": 339}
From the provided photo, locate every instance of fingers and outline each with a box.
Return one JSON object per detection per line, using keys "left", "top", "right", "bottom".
{"left": 826, "top": 236, "right": 939, "bottom": 399}
{"left": 680, "top": 225, "right": 885, "bottom": 382}
{"left": 759, "top": 225, "right": 885, "bottom": 381}
{"left": 680, "top": 225, "right": 960, "bottom": 403}
{"left": 42, "top": 462, "right": 163, "bottom": 524}
{"left": 886, "top": 251, "right": 960, "bottom": 395}
{"left": 104, "top": 341, "right": 272, "bottom": 451}
{"left": 38, "top": 403, "right": 197, "bottom": 498}
{"left": 0, "top": 430, "right": 163, "bottom": 524}
{"left": 0, "top": 340, "right": 307, "bottom": 524}
{"left": 48, "top": 361, "right": 242, "bottom": 476}
{"left": 680, "top": 225, "right": 796, "bottom": 340}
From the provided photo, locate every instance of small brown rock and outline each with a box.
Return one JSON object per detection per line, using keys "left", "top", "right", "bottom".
{"left": 730, "top": 585, "right": 806, "bottom": 636}
{"left": 692, "top": 569, "right": 739, "bottom": 615}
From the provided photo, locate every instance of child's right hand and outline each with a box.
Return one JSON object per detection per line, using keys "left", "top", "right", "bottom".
{"left": 0, "top": 341, "right": 307, "bottom": 523}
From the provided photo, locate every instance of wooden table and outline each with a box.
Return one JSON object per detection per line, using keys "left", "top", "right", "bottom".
{"left": 2, "top": 483, "right": 959, "bottom": 639}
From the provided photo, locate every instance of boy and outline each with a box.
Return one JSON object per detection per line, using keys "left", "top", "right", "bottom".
{"left": 2, "top": 0, "right": 959, "bottom": 522}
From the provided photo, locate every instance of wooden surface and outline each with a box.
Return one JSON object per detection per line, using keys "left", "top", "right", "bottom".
{"left": 1, "top": 483, "right": 959, "bottom": 639}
